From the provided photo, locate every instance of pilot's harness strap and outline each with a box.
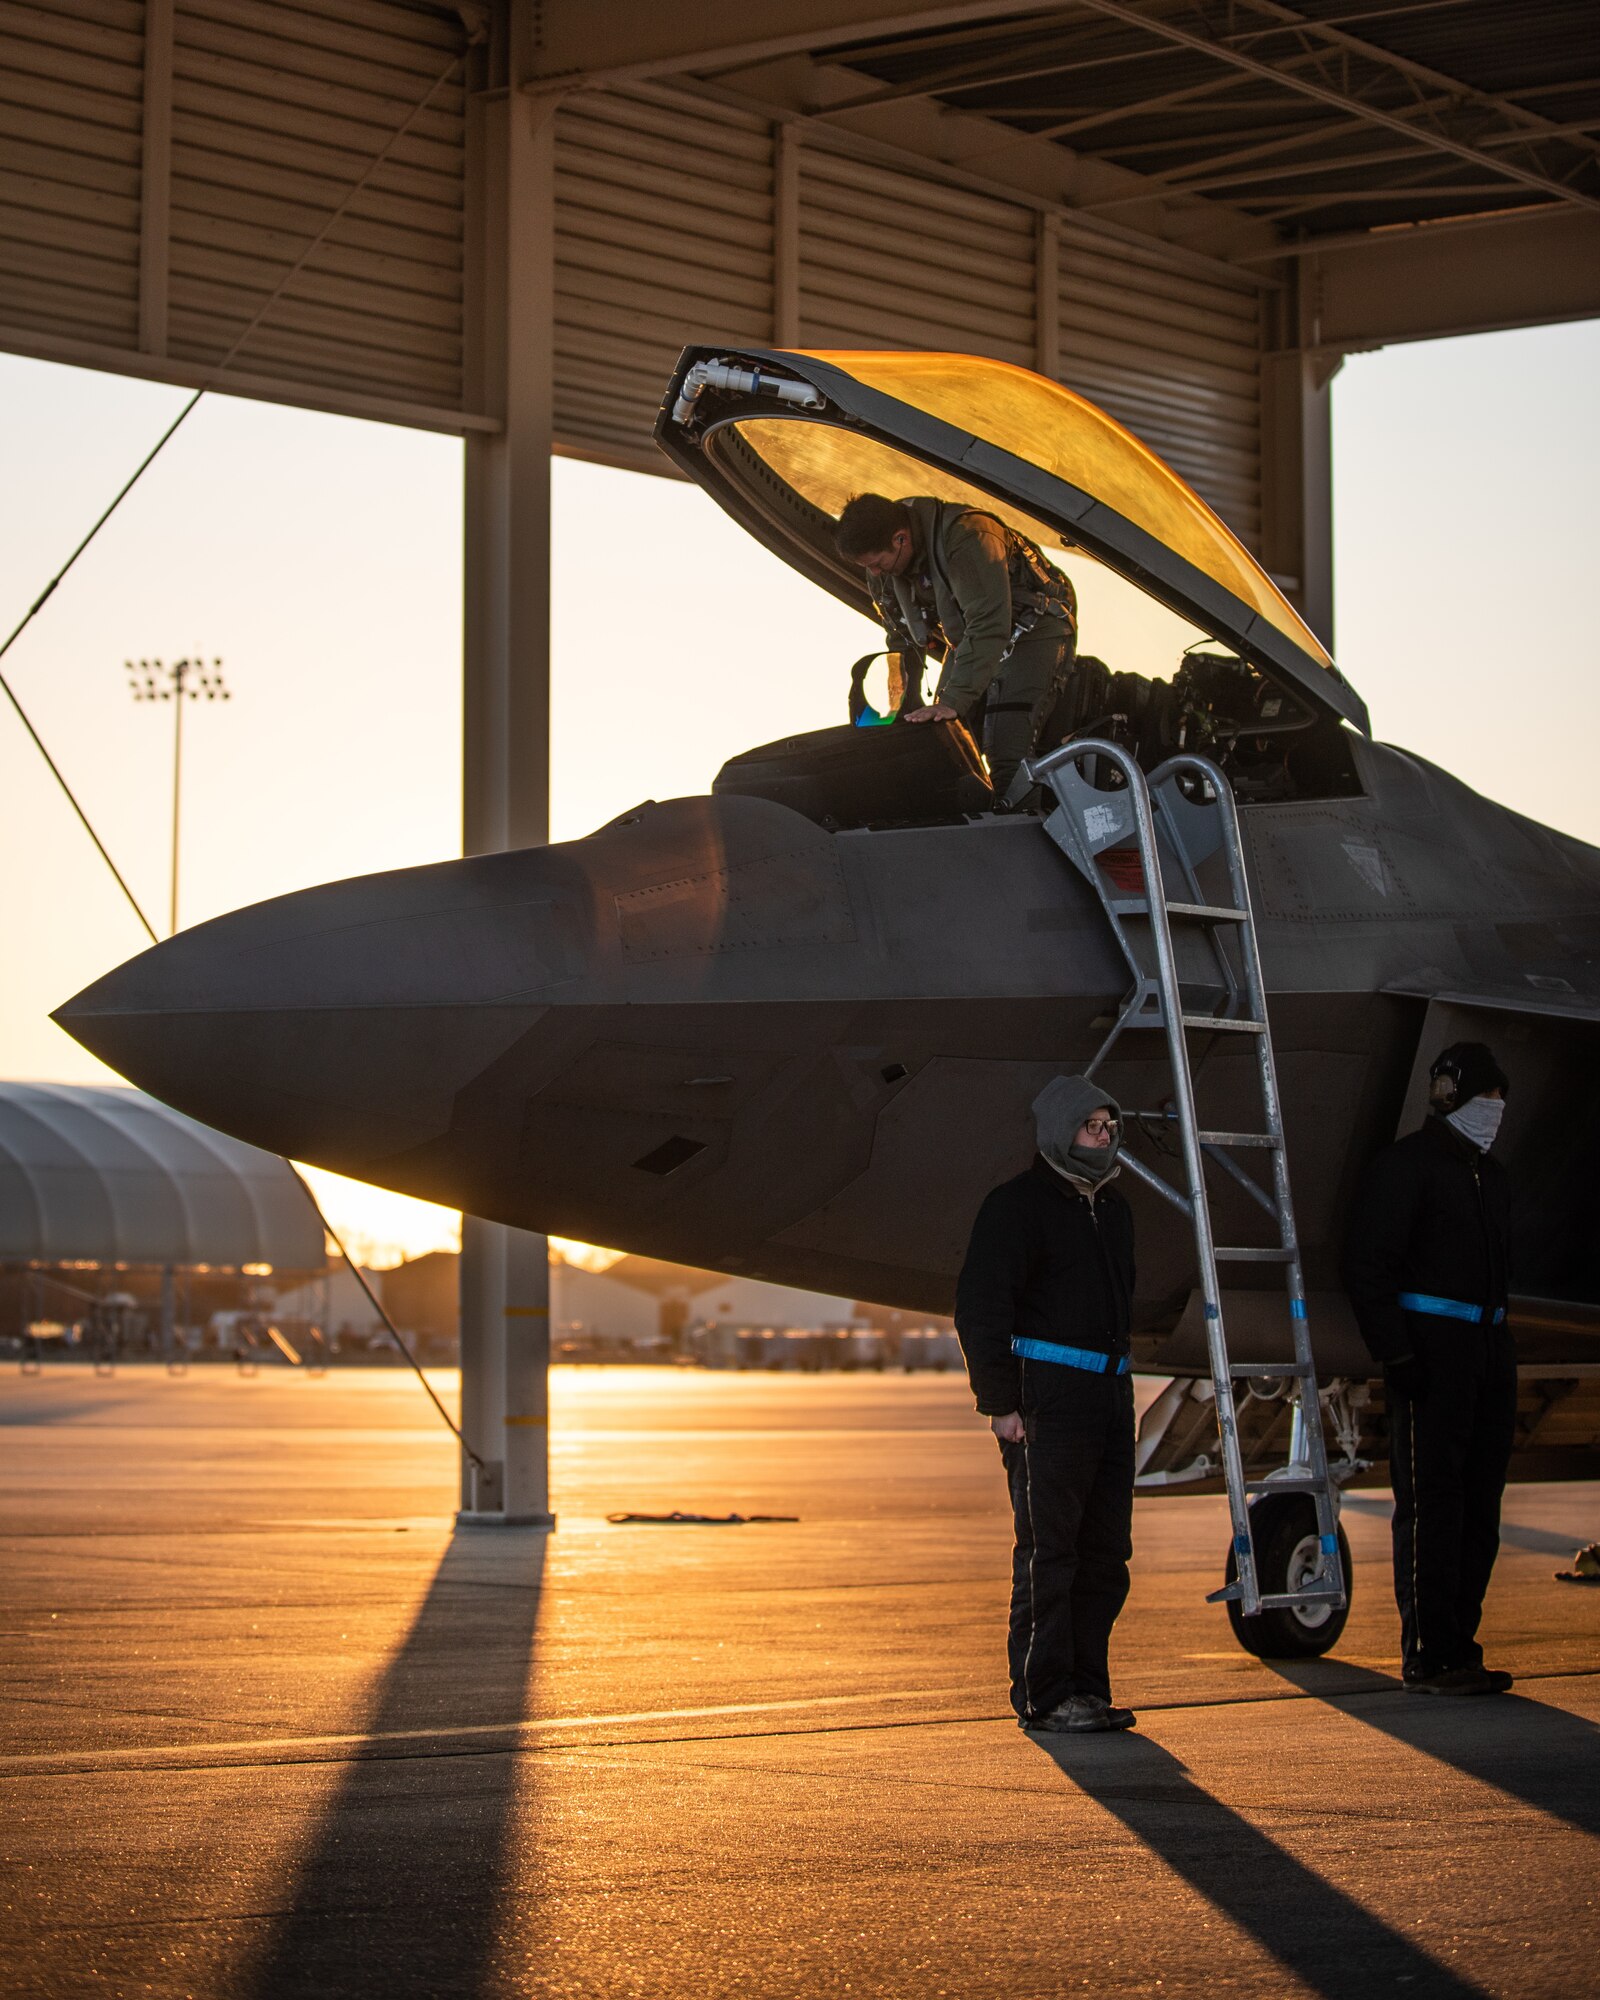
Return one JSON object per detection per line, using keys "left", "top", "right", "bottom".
{"left": 926, "top": 501, "right": 1077, "bottom": 657}
{"left": 1011, "top": 1335, "right": 1132, "bottom": 1375}
{"left": 866, "top": 505, "right": 1075, "bottom": 708}
{"left": 1398, "top": 1292, "right": 1507, "bottom": 1326}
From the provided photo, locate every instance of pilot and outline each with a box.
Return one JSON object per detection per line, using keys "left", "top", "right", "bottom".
{"left": 955, "top": 1075, "right": 1137, "bottom": 1733}
{"left": 1342, "top": 1042, "right": 1516, "bottom": 1696}
{"left": 833, "top": 493, "right": 1077, "bottom": 801}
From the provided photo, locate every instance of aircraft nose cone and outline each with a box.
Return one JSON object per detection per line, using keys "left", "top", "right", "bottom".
{"left": 54, "top": 850, "right": 585, "bottom": 1176}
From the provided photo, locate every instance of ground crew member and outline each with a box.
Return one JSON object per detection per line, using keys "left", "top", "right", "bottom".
{"left": 1342, "top": 1042, "right": 1517, "bottom": 1696}
{"left": 955, "top": 1075, "right": 1137, "bottom": 1733}
{"left": 833, "top": 492, "right": 1077, "bottom": 800}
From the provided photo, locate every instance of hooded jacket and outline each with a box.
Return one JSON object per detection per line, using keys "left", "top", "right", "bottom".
{"left": 1032, "top": 1072, "right": 1121, "bottom": 1184}
{"left": 955, "top": 1158, "right": 1135, "bottom": 1417}
{"left": 1341, "top": 1113, "right": 1511, "bottom": 1367}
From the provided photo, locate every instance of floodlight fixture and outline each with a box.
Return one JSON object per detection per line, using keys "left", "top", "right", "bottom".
{"left": 122, "top": 656, "right": 231, "bottom": 934}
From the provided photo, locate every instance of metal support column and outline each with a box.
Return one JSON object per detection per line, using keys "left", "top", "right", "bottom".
{"left": 773, "top": 121, "right": 801, "bottom": 348}
{"left": 458, "top": 6, "right": 556, "bottom": 1527}
{"left": 159, "top": 1261, "right": 182, "bottom": 1373}
{"left": 1261, "top": 257, "right": 1339, "bottom": 653}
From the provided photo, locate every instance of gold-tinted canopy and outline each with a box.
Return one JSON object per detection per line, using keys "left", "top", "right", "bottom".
{"left": 656, "top": 345, "right": 1365, "bottom": 731}
{"left": 756, "top": 352, "right": 1330, "bottom": 669}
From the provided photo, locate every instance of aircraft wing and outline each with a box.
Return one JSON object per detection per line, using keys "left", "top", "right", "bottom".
{"left": 1383, "top": 980, "right": 1600, "bottom": 1026}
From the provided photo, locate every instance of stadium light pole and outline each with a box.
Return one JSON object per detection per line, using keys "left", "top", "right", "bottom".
{"left": 124, "top": 657, "right": 230, "bottom": 935}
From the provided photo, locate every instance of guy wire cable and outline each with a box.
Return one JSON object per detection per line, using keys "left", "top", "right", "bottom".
{"left": 0, "top": 681, "right": 485, "bottom": 1460}
{"left": 285, "top": 1164, "right": 485, "bottom": 1471}
{"left": 0, "top": 45, "right": 486, "bottom": 1460}
{"left": 0, "top": 392, "right": 203, "bottom": 675}
{"left": 0, "top": 671, "right": 160, "bottom": 947}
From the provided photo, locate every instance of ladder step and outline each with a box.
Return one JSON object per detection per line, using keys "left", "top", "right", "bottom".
{"left": 1041, "top": 758, "right": 1345, "bottom": 1636}
{"left": 1167, "top": 901, "right": 1249, "bottom": 923}
{"left": 1207, "top": 1583, "right": 1348, "bottom": 1611}
{"left": 1106, "top": 899, "right": 1248, "bottom": 925}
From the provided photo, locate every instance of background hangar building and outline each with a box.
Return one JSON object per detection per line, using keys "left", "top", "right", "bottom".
{"left": 2, "top": 0, "right": 1596, "bottom": 1517}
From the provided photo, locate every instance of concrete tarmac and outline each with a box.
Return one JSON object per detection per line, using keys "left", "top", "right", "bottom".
{"left": 1, "top": 1364, "right": 1596, "bottom": 2000}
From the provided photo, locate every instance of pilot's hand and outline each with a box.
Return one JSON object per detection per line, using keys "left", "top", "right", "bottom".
{"left": 904, "top": 703, "right": 958, "bottom": 723}
{"left": 990, "top": 1411, "right": 1025, "bottom": 1444}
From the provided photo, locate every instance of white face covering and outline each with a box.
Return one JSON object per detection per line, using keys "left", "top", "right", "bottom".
{"left": 1447, "top": 1095, "right": 1504, "bottom": 1152}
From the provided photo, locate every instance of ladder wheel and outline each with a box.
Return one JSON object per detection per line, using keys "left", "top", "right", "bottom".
{"left": 1224, "top": 1494, "right": 1353, "bottom": 1659}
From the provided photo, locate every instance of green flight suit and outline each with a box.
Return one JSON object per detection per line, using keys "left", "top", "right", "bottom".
{"left": 869, "top": 496, "right": 1077, "bottom": 797}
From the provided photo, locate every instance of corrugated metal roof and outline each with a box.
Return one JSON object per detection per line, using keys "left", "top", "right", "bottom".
{"left": 0, "top": 1080, "right": 325, "bottom": 1269}
{"left": 829, "top": 1, "right": 1600, "bottom": 238}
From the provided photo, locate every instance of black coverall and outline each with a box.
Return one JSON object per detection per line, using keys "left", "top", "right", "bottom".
{"left": 955, "top": 1157, "right": 1136, "bottom": 1720}
{"left": 1342, "top": 1114, "right": 1515, "bottom": 1681}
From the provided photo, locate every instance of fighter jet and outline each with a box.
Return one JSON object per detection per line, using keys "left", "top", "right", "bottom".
{"left": 56, "top": 347, "right": 1600, "bottom": 1650}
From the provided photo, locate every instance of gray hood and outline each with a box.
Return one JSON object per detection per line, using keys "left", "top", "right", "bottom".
{"left": 1032, "top": 1074, "right": 1121, "bottom": 1187}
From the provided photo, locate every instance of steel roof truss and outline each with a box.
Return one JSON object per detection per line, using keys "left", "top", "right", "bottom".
{"left": 1083, "top": 133, "right": 1475, "bottom": 209}
{"left": 1254, "top": 182, "right": 1514, "bottom": 217}
{"left": 1096, "top": 105, "right": 1441, "bottom": 185}
{"left": 1223, "top": 0, "right": 1600, "bottom": 159}
{"left": 1063, "top": 0, "right": 1600, "bottom": 213}
{"left": 1065, "top": 108, "right": 1367, "bottom": 163}
{"left": 831, "top": 8, "right": 1090, "bottom": 69}
{"left": 820, "top": 27, "right": 1175, "bottom": 116}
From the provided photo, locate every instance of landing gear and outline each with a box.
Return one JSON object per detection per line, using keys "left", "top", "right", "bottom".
{"left": 1225, "top": 1492, "right": 1353, "bottom": 1658}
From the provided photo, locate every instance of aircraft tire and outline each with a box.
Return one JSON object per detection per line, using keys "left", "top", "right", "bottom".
{"left": 1224, "top": 1494, "right": 1353, "bottom": 1659}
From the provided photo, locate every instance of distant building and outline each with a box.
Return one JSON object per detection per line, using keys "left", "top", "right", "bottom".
{"left": 379, "top": 1251, "right": 457, "bottom": 1345}
{"left": 685, "top": 1272, "right": 861, "bottom": 1333}
{"left": 551, "top": 1263, "right": 659, "bottom": 1351}
{"left": 1, "top": 1080, "right": 323, "bottom": 1363}
{"left": 273, "top": 1267, "right": 385, "bottom": 1345}
{"left": 255, "top": 1243, "right": 957, "bottom": 1371}
{"left": 853, "top": 1298, "right": 963, "bottom": 1371}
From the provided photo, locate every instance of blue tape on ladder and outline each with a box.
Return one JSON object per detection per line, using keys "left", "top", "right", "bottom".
{"left": 1204, "top": 1301, "right": 1220, "bottom": 1320}
{"left": 1234, "top": 1534, "right": 1252, "bottom": 1555}
{"left": 1290, "top": 1298, "right": 1307, "bottom": 1320}
{"left": 1319, "top": 1533, "right": 1338, "bottom": 1553}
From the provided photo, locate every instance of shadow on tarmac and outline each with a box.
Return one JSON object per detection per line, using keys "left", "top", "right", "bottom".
{"left": 244, "top": 1528, "right": 546, "bottom": 2000}
{"left": 1267, "top": 1658, "right": 1600, "bottom": 1842}
{"left": 1342, "top": 1492, "right": 1590, "bottom": 1559}
{"left": 1033, "top": 1730, "right": 1492, "bottom": 2000}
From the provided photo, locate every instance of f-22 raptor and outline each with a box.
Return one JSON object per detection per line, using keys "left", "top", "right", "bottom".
{"left": 57, "top": 347, "right": 1600, "bottom": 1653}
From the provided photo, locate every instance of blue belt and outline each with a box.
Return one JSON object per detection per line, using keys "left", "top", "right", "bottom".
{"left": 1011, "top": 1336, "right": 1131, "bottom": 1375}
{"left": 1399, "top": 1292, "right": 1506, "bottom": 1326}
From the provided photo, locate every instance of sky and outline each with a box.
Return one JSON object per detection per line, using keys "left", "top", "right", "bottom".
{"left": 1, "top": 319, "right": 1595, "bottom": 1264}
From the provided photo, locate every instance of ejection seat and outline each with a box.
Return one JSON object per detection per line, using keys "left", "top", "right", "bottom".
{"left": 713, "top": 712, "right": 992, "bottom": 829}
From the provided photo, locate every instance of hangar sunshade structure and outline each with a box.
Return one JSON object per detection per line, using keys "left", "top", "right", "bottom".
{"left": 3, "top": 0, "right": 1596, "bottom": 1518}
{"left": 0, "top": 1079, "right": 325, "bottom": 1359}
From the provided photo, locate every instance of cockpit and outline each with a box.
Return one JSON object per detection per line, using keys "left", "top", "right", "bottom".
{"left": 656, "top": 347, "right": 1367, "bottom": 830}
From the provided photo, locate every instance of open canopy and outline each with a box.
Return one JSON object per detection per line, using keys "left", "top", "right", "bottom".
{"left": 655, "top": 346, "right": 1367, "bottom": 735}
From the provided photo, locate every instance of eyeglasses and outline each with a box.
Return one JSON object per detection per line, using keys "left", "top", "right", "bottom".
{"left": 1081, "top": 1117, "right": 1118, "bottom": 1137}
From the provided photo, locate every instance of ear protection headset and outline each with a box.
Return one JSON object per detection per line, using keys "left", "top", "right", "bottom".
{"left": 1428, "top": 1041, "right": 1509, "bottom": 1111}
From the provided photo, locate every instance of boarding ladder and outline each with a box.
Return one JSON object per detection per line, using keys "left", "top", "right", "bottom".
{"left": 1026, "top": 738, "right": 1346, "bottom": 1622}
